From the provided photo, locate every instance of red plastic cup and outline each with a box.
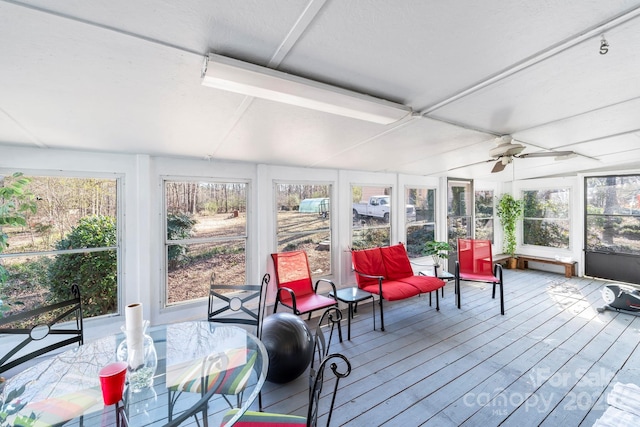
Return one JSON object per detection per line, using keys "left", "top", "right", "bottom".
{"left": 99, "top": 361, "right": 128, "bottom": 405}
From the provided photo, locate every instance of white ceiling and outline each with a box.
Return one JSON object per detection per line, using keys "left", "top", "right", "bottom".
{"left": 2, "top": 0, "right": 640, "bottom": 182}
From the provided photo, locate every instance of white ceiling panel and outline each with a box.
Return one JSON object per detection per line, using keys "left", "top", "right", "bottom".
{"left": 2, "top": 1, "right": 640, "bottom": 182}
{"left": 320, "top": 118, "right": 492, "bottom": 173}
{"left": 514, "top": 97, "right": 640, "bottom": 150}
{"left": 214, "top": 98, "right": 382, "bottom": 167}
{"left": 431, "top": 17, "right": 640, "bottom": 134}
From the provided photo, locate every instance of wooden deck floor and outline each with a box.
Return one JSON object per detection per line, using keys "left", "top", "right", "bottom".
{"left": 256, "top": 269, "right": 640, "bottom": 426}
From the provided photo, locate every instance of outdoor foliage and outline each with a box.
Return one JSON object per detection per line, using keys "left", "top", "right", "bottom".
{"left": 406, "top": 224, "right": 435, "bottom": 258}
{"left": 0, "top": 173, "right": 37, "bottom": 284}
{"left": 586, "top": 176, "right": 640, "bottom": 255}
{"left": 48, "top": 215, "right": 117, "bottom": 317}
{"left": 447, "top": 217, "right": 469, "bottom": 252}
{"left": 167, "top": 212, "right": 197, "bottom": 269}
{"left": 352, "top": 228, "right": 390, "bottom": 250}
{"left": 522, "top": 190, "right": 569, "bottom": 249}
{"left": 475, "top": 190, "right": 494, "bottom": 242}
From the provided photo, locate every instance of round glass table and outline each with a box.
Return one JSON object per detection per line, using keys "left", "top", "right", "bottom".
{"left": 0, "top": 321, "right": 267, "bottom": 426}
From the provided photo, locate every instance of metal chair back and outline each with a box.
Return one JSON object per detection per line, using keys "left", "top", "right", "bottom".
{"left": 0, "top": 284, "right": 83, "bottom": 375}
{"left": 208, "top": 273, "right": 270, "bottom": 338}
{"left": 307, "top": 353, "right": 352, "bottom": 427}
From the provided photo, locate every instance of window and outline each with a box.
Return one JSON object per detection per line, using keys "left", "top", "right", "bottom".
{"left": 351, "top": 186, "right": 391, "bottom": 250}
{"left": 447, "top": 179, "right": 473, "bottom": 251}
{"left": 522, "top": 188, "right": 570, "bottom": 248}
{"left": 405, "top": 187, "right": 435, "bottom": 258}
{"left": 475, "top": 190, "right": 494, "bottom": 242}
{"left": 586, "top": 175, "right": 640, "bottom": 255}
{"left": 164, "top": 180, "right": 247, "bottom": 306}
{"left": 275, "top": 183, "right": 331, "bottom": 276}
{"left": 0, "top": 174, "right": 119, "bottom": 319}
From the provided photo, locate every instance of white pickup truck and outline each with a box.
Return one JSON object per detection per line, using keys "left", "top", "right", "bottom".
{"left": 353, "top": 195, "right": 416, "bottom": 222}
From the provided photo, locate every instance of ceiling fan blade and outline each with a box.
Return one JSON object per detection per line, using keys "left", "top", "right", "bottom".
{"left": 447, "top": 158, "right": 495, "bottom": 172}
{"left": 491, "top": 160, "right": 507, "bottom": 173}
{"left": 516, "top": 151, "right": 575, "bottom": 159}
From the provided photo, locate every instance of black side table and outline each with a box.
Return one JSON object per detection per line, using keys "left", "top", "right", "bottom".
{"left": 330, "top": 287, "right": 375, "bottom": 340}
{"left": 419, "top": 265, "right": 455, "bottom": 302}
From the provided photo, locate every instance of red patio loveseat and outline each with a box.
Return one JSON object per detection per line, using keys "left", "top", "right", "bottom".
{"left": 351, "top": 243, "right": 445, "bottom": 331}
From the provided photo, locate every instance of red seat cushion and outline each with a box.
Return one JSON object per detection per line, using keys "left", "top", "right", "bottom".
{"left": 397, "top": 275, "right": 445, "bottom": 293}
{"left": 286, "top": 293, "right": 337, "bottom": 314}
{"left": 352, "top": 247, "right": 386, "bottom": 288}
{"left": 459, "top": 272, "right": 500, "bottom": 283}
{"left": 360, "top": 280, "right": 420, "bottom": 301}
{"left": 380, "top": 243, "right": 414, "bottom": 280}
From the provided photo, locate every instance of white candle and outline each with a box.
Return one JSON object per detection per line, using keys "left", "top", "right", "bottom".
{"left": 125, "top": 303, "right": 143, "bottom": 332}
{"left": 125, "top": 303, "right": 144, "bottom": 368}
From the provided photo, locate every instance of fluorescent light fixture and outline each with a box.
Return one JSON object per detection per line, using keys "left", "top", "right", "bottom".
{"left": 201, "top": 53, "right": 411, "bottom": 124}
{"left": 554, "top": 152, "right": 578, "bottom": 161}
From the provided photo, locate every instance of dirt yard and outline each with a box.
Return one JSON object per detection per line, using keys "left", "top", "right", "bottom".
{"left": 164, "top": 211, "right": 331, "bottom": 304}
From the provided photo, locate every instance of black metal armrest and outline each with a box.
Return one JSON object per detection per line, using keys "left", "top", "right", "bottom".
{"left": 352, "top": 269, "right": 384, "bottom": 281}
{"left": 315, "top": 278, "right": 338, "bottom": 300}
{"left": 353, "top": 269, "right": 385, "bottom": 297}
{"left": 276, "top": 286, "right": 298, "bottom": 313}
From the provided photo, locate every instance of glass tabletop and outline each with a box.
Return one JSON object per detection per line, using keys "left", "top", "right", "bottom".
{"left": 330, "top": 287, "right": 374, "bottom": 303}
{"left": 0, "top": 321, "right": 267, "bottom": 426}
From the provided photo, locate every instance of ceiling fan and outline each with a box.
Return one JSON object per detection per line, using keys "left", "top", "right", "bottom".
{"left": 489, "top": 136, "right": 576, "bottom": 173}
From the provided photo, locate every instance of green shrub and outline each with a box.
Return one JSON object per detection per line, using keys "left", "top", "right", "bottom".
{"left": 0, "top": 173, "right": 37, "bottom": 285}
{"left": 167, "top": 212, "right": 197, "bottom": 268}
{"left": 48, "top": 215, "right": 117, "bottom": 317}
{"left": 352, "top": 228, "right": 389, "bottom": 250}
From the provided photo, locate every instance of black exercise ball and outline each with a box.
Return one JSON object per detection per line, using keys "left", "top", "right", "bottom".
{"left": 261, "top": 313, "right": 313, "bottom": 384}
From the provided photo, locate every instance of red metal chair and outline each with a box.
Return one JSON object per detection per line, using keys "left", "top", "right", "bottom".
{"left": 271, "top": 251, "right": 342, "bottom": 341}
{"left": 455, "top": 238, "right": 505, "bottom": 314}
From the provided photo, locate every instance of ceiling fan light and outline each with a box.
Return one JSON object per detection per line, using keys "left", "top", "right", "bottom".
{"left": 489, "top": 138, "right": 525, "bottom": 158}
{"left": 201, "top": 53, "right": 412, "bottom": 124}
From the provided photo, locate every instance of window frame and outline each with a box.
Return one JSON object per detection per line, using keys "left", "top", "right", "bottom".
{"left": 162, "top": 177, "right": 250, "bottom": 307}
{"left": 521, "top": 187, "right": 572, "bottom": 250}
{"left": 350, "top": 184, "right": 392, "bottom": 250}
{"left": 585, "top": 174, "right": 640, "bottom": 256}
{"left": 404, "top": 186, "right": 436, "bottom": 258}
{"left": 273, "top": 181, "right": 333, "bottom": 278}
{"left": 474, "top": 189, "right": 495, "bottom": 243}
{"left": 0, "top": 170, "right": 123, "bottom": 318}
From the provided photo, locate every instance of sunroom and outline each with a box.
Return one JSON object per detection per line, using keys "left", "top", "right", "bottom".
{"left": 2, "top": 2, "right": 640, "bottom": 426}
